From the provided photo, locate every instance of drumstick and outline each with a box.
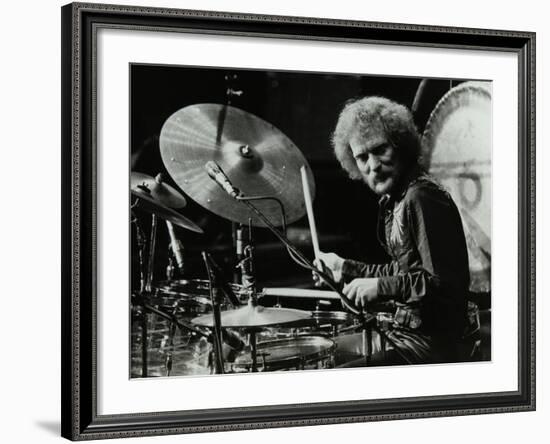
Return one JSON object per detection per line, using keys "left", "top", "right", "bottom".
{"left": 263, "top": 287, "right": 341, "bottom": 300}
{"left": 300, "top": 166, "right": 321, "bottom": 262}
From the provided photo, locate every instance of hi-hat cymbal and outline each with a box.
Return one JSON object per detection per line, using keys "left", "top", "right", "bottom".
{"left": 191, "top": 304, "right": 312, "bottom": 329}
{"left": 159, "top": 104, "right": 315, "bottom": 227}
{"left": 131, "top": 188, "right": 204, "bottom": 233}
{"left": 131, "top": 172, "right": 187, "bottom": 208}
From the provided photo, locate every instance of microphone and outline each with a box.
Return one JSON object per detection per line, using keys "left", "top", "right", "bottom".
{"left": 205, "top": 161, "right": 240, "bottom": 198}
{"left": 166, "top": 221, "right": 185, "bottom": 272}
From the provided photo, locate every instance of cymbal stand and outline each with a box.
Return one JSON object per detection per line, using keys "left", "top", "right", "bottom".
{"left": 145, "top": 213, "right": 158, "bottom": 293}
{"left": 202, "top": 252, "right": 225, "bottom": 374}
{"left": 131, "top": 206, "right": 149, "bottom": 377}
{"left": 132, "top": 183, "right": 160, "bottom": 377}
{"left": 236, "top": 219, "right": 256, "bottom": 294}
{"left": 233, "top": 217, "right": 264, "bottom": 373}
{"left": 139, "top": 203, "right": 159, "bottom": 377}
{"left": 232, "top": 222, "right": 242, "bottom": 284}
{"left": 131, "top": 208, "right": 147, "bottom": 294}
{"left": 164, "top": 302, "right": 179, "bottom": 377}
{"left": 249, "top": 330, "right": 258, "bottom": 372}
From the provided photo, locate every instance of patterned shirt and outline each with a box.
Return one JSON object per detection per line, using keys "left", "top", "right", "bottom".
{"left": 342, "top": 171, "right": 470, "bottom": 343}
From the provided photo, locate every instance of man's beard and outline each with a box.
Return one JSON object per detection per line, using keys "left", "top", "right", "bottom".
{"left": 365, "top": 172, "right": 396, "bottom": 196}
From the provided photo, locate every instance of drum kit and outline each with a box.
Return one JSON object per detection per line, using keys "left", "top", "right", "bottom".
{"left": 130, "top": 103, "right": 376, "bottom": 377}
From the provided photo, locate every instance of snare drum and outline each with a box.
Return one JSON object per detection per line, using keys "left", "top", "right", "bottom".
{"left": 310, "top": 310, "right": 357, "bottom": 334}
{"left": 256, "top": 310, "right": 357, "bottom": 342}
{"left": 231, "top": 335, "right": 336, "bottom": 372}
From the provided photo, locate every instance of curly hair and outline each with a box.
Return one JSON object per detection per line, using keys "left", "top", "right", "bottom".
{"left": 331, "top": 96, "right": 421, "bottom": 180}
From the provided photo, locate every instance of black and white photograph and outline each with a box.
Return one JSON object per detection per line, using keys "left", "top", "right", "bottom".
{"left": 129, "top": 64, "right": 492, "bottom": 378}
{"left": 1, "top": 0, "right": 545, "bottom": 442}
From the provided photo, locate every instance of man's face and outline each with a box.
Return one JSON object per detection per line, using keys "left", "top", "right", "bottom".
{"left": 349, "top": 126, "right": 403, "bottom": 196}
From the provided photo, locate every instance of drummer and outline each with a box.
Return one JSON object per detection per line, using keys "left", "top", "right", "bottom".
{"left": 315, "top": 96, "right": 470, "bottom": 365}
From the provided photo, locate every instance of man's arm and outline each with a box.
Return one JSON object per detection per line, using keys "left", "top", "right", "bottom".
{"left": 314, "top": 253, "right": 398, "bottom": 287}
{"left": 341, "top": 259, "right": 399, "bottom": 282}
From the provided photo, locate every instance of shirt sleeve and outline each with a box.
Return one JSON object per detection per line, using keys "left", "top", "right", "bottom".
{"left": 341, "top": 259, "right": 400, "bottom": 282}
{"left": 376, "top": 186, "right": 469, "bottom": 304}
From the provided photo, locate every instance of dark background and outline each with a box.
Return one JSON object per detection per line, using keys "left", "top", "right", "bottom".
{"left": 130, "top": 64, "right": 460, "bottom": 306}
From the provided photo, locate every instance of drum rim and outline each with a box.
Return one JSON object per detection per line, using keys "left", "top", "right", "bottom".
{"left": 148, "top": 292, "right": 213, "bottom": 306}
{"left": 311, "top": 310, "right": 353, "bottom": 322}
{"left": 155, "top": 278, "right": 244, "bottom": 292}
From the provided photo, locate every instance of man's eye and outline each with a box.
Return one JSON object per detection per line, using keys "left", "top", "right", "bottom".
{"left": 370, "top": 143, "right": 393, "bottom": 157}
{"left": 371, "top": 146, "right": 387, "bottom": 156}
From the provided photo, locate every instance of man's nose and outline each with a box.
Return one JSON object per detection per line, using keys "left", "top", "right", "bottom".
{"left": 367, "top": 156, "right": 381, "bottom": 172}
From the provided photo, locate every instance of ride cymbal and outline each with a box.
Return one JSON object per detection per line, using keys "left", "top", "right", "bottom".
{"left": 159, "top": 104, "right": 315, "bottom": 226}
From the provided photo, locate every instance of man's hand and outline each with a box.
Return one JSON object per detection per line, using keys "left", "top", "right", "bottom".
{"left": 342, "top": 278, "right": 379, "bottom": 308}
{"left": 312, "top": 252, "right": 345, "bottom": 286}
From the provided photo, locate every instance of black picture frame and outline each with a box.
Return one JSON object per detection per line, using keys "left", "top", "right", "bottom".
{"left": 61, "top": 2, "right": 536, "bottom": 440}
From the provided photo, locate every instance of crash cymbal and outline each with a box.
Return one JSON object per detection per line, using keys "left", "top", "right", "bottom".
{"left": 191, "top": 303, "right": 312, "bottom": 329}
{"left": 131, "top": 172, "right": 187, "bottom": 208}
{"left": 159, "top": 104, "right": 315, "bottom": 226}
{"left": 131, "top": 188, "right": 203, "bottom": 233}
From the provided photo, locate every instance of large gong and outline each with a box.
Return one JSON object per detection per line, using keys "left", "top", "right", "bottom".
{"left": 422, "top": 81, "right": 492, "bottom": 292}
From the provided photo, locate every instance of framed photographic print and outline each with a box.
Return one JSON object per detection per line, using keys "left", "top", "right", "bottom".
{"left": 61, "top": 2, "right": 535, "bottom": 440}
